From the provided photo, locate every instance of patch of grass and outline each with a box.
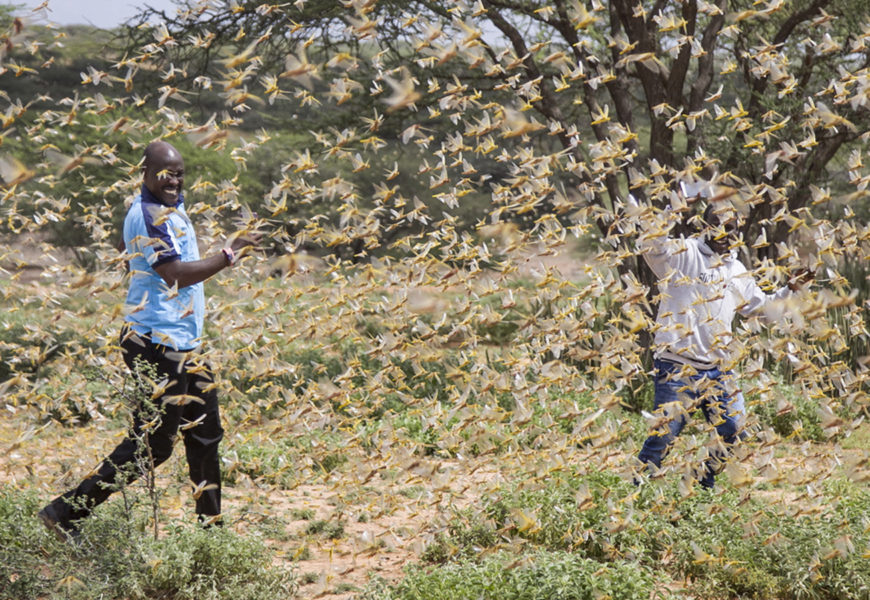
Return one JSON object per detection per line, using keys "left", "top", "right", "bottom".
{"left": 840, "top": 422, "right": 870, "bottom": 450}
{"left": 484, "top": 471, "right": 668, "bottom": 561}
{"left": 300, "top": 571, "right": 319, "bottom": 584}
{"left": 290, "top": 507, "right": 316, "bottom": 521}
{"left": 253, "top": 514, "right": 293, "bottom": 543}
{"left": 304, "top": 519, "right": 345, "bottom": 540}
{"left": 669, "top": 485, "right": 870, "bottom": 600}
{"left": 222, "top": 426, "right": 350, "bottom": 487}
{"left": 421, "top": 512, "right": 499, "bottom": 564}
{"left": 0, "top": 317, "right": 72, "bottom": 382}
{"left": 393, "top": 412, "right": 439, "bottom": 454}
{"left": 397, "top": 485, "right": 424, "bottom": 499}
{"left": 28, "top": 366, "right": 124, "bottom": 426}
{"left": 749, "top": 380, "right": 825, "bottom": 441}
{"left": 222, "top": 437, "right": 301, "bottom": 488}
{"left": 315, "top": 451, "right": 348, "bottom": 474}
{"left": 417, "top": 472, "right": 870, "bottom": 600}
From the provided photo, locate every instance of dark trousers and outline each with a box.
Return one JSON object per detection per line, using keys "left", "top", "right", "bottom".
{"left": 54, "top": 328, "right": 224, "bottom": 521}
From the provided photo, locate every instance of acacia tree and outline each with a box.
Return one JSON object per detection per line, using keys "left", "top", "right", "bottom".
{"left": 122, "top": 0, "right": 869, "bottom": 255}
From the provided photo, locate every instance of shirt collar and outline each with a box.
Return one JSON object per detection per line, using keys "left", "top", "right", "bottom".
{"left": 140, "top": 183, "right": 184, "bottom": 208}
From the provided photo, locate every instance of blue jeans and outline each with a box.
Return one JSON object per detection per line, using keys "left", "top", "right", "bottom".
{"left": 637, "top": 359, "right": 745, "bottom": 489}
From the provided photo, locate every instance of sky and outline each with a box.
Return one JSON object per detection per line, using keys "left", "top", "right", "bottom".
{"left": 17, "top": 0, "right": 181, "bottom": 29}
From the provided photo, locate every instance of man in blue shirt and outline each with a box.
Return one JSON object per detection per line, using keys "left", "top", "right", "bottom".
{"left": 39, "top": 140, "right": 257, "bottom": 538}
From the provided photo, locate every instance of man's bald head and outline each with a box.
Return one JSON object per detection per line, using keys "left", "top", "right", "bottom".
{"left": 144, "top": 141, "right": 181, "bottom": 169}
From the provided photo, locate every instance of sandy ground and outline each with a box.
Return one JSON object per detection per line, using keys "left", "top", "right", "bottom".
{"left": 0, "top": 414, "right": 511, "bottom": 599}
{"left": 3, "top": 233, "right": 868, "bottom": 598}
{"left": 5, "top": 411, "right": 864, "bottom": 599}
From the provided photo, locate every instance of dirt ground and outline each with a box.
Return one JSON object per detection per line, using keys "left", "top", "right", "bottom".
{"left": 0, "top": 232, "right": 594, "bottom": 598}
{"left": 7, "top": 412, "right": 861, "bottom": 599}
{"left": 0, "top": 414, "right": 511, "bottom": 599}
{"left": 3, "top": 234, "right": 868, "bottom": 598}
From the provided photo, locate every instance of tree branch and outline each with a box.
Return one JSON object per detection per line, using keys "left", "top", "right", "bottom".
{"left": 686, "top": 0, "right": 727, "bottom": 156}
{"left": 481, "top": 0, "right": 572, "bottom": 154}
{"left": 773, "top": 0, "right": 832, "bottom": 46}
{"left": 666, "top": 0, "right": 697, "bottom": 105}
{"left": 611, "top": 0, "right": 673, "bottom": 165}
{"left": 605, "top": 0, "right": 638, "bottom": 141}
{"left": 747, "top": 0, "right": 832, "bottom": 118}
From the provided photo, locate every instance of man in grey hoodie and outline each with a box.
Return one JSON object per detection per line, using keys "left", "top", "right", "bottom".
{"left": 634, "top": 182, "right": 809, "bottom": 489}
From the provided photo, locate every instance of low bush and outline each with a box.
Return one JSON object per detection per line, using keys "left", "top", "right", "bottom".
{"left": 669, "top": 486, "right": 870, "bottom": 600}
{"left": 421, "top": 511, "right": 499, "bottom": 564}
{"left": 750, "top": 381, "right": 826, "bottom": 441}
{"left": 0, "top": 490, "right": 297, "bottom": 600}
{"left": 485, "top": 471, "right": 670, "bottom": 562}
{"left": 359, "top": 550, "right": 667, "bottom": 600}
{"left": 415, "top": 472, "right": 870, "bottom": 600}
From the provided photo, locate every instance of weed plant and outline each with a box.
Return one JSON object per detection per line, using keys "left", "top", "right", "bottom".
{"left": 485, "top": 472, "right": 671, "bottom": 561}
{"left": 749, "top": 379, "right": 826, "bottom": 441}
{"left": 222, "top": 436, "right": 303, "bottom": 487}
{"left": 421, "top": 510, "right": 499, "bottom": 564}
{"left": 304, "top": 518, "right": 345, "bottom": 539}
{"left": 668, "top": 486, "right": 870, "bottom": 599}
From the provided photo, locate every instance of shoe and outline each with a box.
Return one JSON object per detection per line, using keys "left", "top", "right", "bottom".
{"left": 198, "top": 513, "right": 223, "bottom": 529}
{"left": 38, "top": 502, "right": 80, "bottom": 543}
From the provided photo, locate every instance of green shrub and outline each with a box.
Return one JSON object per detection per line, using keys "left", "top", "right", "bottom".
{"left": 668, "top": 486, "right": 870, "bottom": 600}
{"left": 222, "top": 437, "right": 301, "bottom": 488}
{"left": 122, "top": 524, "right": 297, "bottom": 600}
{"left": 750, "top": 382, "right": 825, "bottom": 441}
{"left": 485, "top": 471, "right": 669, "bottom": 562}
{"left": 291, "top": 508, "right": 316, "bottom": 521}
{"left": 421, "top": 472, "right": 870, "bottom": 600}
{"left": 0, "top": 491, "right": 53, "bottom": 599}
{"left": 0, "top": 489, "right": 297, "bottom": 600}
{"left": 304, "top": 519, "right": 345, "bottom": 540}
{"left": 421, "top": 512, "right": 499, "bottom": 564}
{"left": 358, "top": 550, "right": 667, "bottom": 600}
{"left": 393, "top": 412, "right": 440, "bottom": 454}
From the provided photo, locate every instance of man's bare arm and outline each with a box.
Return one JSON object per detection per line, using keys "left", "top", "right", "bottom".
{"left": 153, "top": 234, "right": 260, "bottom": 289}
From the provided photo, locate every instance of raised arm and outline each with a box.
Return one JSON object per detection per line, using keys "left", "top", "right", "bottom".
{"left": 735, "top": 267, "right": 812, "bottom": 318}
{"left": 630, "top": 184, "right": 707, "bottom": 276}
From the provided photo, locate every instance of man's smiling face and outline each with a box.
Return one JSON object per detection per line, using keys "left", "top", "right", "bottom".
{"left": 143, "top": 145, "right": 184, "bottom": 206}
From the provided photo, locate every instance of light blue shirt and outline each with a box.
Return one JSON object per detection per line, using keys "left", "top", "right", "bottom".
{"left": 123, "top": 185, "right": 204, "bottom": 350}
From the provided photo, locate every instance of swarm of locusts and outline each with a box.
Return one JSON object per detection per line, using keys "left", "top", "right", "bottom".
{"left": 0, "top": 0, "right": 869, "bottom": 594}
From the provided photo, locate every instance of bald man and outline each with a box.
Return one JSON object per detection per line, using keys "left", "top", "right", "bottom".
{"left": 39, "top": 141, "right": 257, "bottom": 539}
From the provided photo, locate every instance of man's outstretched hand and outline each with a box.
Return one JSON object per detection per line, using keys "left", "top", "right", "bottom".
{"left": 228, "top": 231, "right": 263, "bottom": 260}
